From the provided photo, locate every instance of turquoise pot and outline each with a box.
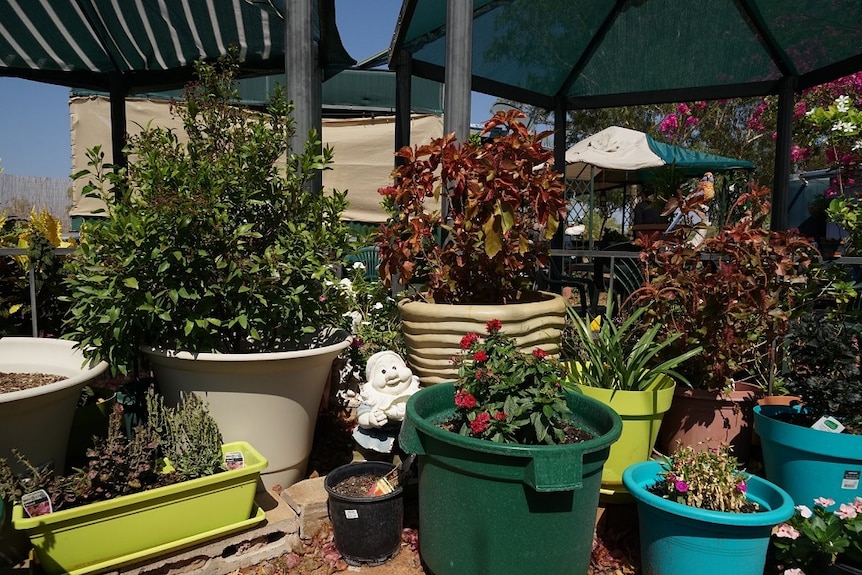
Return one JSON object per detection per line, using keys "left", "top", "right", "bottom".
{"left": 399, "top": 383, "right": 621, "bottom": 575}
{"left": 623, "top": 460, "right": 794, "bottom": 575}
{"left": 754, "top": 405, "right": 862, "bottom": 507}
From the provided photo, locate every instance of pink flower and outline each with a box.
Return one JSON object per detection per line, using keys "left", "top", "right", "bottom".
{"left": 677, "top": 103, "right": 691, "bottom": 115}
{"left": 814, "top": 497, "right": 835, "bottom": 507}
{"left": 854, "top": 497, "right": 862, "bottom": 512}
{"left": 674, "top": 480, "right": 689, "bottom": 493}
{"left": 775, "top": 523, "right": 801, "bottom": 540}
{"left": 532, "top": 348, "right": 548, "bottom": 359}
{"left": 736, "top": 481, "right": 747, "bottom": 493}
{"left": 835, "top": 503, "right": 858, "bottom": 520}
{"left": 485, "top": 319, "right": 502, "bottom": 334}
{"left": 470, "top": 412, "right": 491, "bottom": 435}
{"left": 659, "top": 114, "right": 679, "bottom": 134}
{"left": 795, "top": 504, "right": 813, "bottom": 519}
{"left": 783, "top": 569, "right": 805, "bottom": 575}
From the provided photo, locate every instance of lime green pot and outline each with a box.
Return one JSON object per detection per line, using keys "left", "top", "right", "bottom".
{"left": 12, "top": 442, "right": 267, "bottom": 575}
{"left": 577, "top": 377, "right": 676, "bottom": 494}
{"left": 399, "top": 383, "right": 621, "bottom": 575}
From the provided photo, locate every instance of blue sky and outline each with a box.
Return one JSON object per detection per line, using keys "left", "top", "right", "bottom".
{"left": 0, "top": 0, "right": 496, "bottom": 179}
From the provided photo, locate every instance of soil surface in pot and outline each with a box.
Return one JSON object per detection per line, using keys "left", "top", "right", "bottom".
{"left": 330, "top": 474, "right": 384, "bottom": 498}
{"left": 0, "top": 372, "right": 64, "bottom": 393}
{"left": 767, "top": 409, "right": 862, "bottom": 435}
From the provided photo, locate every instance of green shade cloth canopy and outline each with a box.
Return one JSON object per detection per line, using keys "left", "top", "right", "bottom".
{"left": 391, "top": 0, "right": 862, "bottom": 109}
{"left": 563, "top": 126, "right": 755, "bottom": 188}
{"left": 0, "top": 0, "right": 354, "bottom": 92}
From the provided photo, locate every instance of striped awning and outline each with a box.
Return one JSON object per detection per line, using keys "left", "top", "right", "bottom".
{"left": 0, "top": 0, "right": 354, "bottom": 92}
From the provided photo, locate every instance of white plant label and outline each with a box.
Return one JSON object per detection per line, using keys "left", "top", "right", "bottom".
{"left": 224, "top": 451, "right": 245, "bottom": 470}
{"left": 344, "top": 509, "right": 359, "bottom": 519}
{"left": 842, "top": 470, "right": 860, "bottom": 490}
{"left": 811, "top": 416, "right": 845, "bottom": 433}
{"left": 21, "top": 489, "right": 52, "bottom": 517}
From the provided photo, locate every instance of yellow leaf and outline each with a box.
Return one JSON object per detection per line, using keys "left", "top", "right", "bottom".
{"left": 483, "top": 216, "right": 502, "bottom": 257}
{"left": 590, "top": 316, "right": 602, "bottom": 332}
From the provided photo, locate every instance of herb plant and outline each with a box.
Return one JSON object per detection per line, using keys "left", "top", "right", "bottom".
{"left": 63, "top": 53, "right": 353, "bottom": 375}
{"left": 451, "top": 319, "right": 580, "bottom": 445}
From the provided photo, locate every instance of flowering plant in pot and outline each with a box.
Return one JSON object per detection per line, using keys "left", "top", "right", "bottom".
{"left": 376, "top": 110, "right": 569, "bottom": 384}
{"left": 623, "top": 442, "right": 794, "bottom": 575}
{"left": 62, "top": 53, "right": 353, "bottom": 489}
{"left": 632, "top": 184, "right": 817, "bottom": 460}
{"left": 399, "top": 319, "right": 622, "bottom": 574}
{"left": 770, "top": 496, "right": 862, "bottom": 575}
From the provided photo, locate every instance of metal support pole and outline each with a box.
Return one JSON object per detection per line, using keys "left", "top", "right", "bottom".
{"left": 109, "top": 74, "right": 128, "bottom": 202}
{"left": 394, "top": 50, "right": 413, "bottom": 165}
{"left": 772, "top": 75, "right": 797, "bottom": 231}
{"left": 443, "top": 0, "right": 472, "bottom": 141}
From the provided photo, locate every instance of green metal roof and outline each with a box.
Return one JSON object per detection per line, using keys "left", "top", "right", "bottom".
{"left": 0, "top": 0, "right": 354, "bottom": 92}
{"left": 392, "top": 0, "right": 862, "bottom": 110}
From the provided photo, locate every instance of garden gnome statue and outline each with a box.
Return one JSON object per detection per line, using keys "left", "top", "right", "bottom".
{"left": 353, "top": 350, "right": 420, "bottom": 455}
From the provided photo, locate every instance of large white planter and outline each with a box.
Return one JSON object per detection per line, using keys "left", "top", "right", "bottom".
{"left": 0, "top": 337, "right": 108, "bottom": 475}
{"left": 398, "top": 291, "right": 567, "bottom": 386}
{"left": 145, "top": 336, "right": 350, "bottom": 490}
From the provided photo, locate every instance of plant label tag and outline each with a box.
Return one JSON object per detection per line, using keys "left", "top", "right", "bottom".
{"left": 842, "top": 470, "right": 860, "bottom": 490}
{"left": 811, "top": 416, "right": 845, "bottom": 433}
{"left": 224, "top": 451, "right": 245, "bottom": 470}
{"left": 344, "top": 509, "right": 359, "bottom": 519}
{"left": 21, "top": 489, "right": 52, "bottom": 517}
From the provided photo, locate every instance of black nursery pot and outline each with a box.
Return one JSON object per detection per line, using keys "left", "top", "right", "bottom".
{"left": 324, "top": 461, "right": 404, "bottom": 566}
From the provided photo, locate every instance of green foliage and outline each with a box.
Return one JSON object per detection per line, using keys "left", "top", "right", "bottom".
{"left": 146, "top": 393, "right": 225, "bottom": 480}
{"left": 633, "top": 184, "right": 817, "bottom": 392}
{"left": 770, "top": 497, "right": 862, "bottom": 573}
{"left": 452, "top": 319, "right": 572, "bottom": 445}
{"left": 62, "top": 54, "right": 353, "bottom": 375}
{"left": 653, "top": 442, "right": 753, "bottom": 513}
{"left": 377, "top": 110, "right": 567, "bottom": 304}
{"left": 563, "top": 299, "right": 702, "bottom": 391}
{"left": 0, "top": 392, "right": 226, "bottom": 512}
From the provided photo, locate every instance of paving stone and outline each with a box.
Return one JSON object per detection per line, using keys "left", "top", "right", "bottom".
{"left": 280, "top": 477, "right": 331, "bottom": 539}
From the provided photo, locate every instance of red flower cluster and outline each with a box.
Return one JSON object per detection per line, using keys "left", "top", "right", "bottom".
{"left": 486, "top": 319, "right": 502, "bottom": 333}
{"left": 470, "top": 412, "right": 491, "bottom": 434}
{"left": 532, "top": 348, "right": 547, "bottom": 359}
{"left": 460, "top": 332, "right": 479, "bottom": 350}
{"left": 494, "top": 412, "right": 507, "bottom": 420}
{"left": 455, "top": 390, "right": 477, "bottom": 409}
{"left": 473, "top": 350, "right": 489, "bottom": 362}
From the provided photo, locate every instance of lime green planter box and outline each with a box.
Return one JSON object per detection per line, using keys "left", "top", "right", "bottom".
{"left": 12, "top": 441, "right": 267, "bottom": 575}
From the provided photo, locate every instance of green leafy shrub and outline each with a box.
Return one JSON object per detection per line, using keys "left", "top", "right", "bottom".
{"left": 63, "top": 54, "right": 353, "bottom": 375}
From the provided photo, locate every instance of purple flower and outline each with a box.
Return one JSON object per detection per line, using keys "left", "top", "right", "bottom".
{"left": 674, "top": 480, "right": 689, "bottom": 493}
{"left": 736, "top": 481, "right": 747, "bottom": 493}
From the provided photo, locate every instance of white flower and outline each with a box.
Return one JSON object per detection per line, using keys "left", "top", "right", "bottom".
{"left": 795, "top": 504, "right": 813, "bottom": 519}
{"left": 853, "top": 140, "right": 862, "bottom": 151}
{"left": 343, "top": 311, "right": 362, "bottom": 333}
{"left": 836, "top": 95, "right": 852, "bottom": 113}
{"left": 784, "top": 568, "right": 805, "bottom": 575}
{"left": 352, "top": 261, "right": 366, "bottom": 271}
{"left": 324, "top": 280, "right": 334, "bottom": 287}
{"left": 338, "top": 278, "right": 354, "bottom": 295}
{"left": 832, "top": 120, "right": 857, "bottom": 134}
{"left": 372, "top": 302, "right": 384, "bottom": 310}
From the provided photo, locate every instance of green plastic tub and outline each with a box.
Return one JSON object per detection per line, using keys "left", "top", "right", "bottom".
{"left": 399, "top": 383, "right": 621, "bottom": 575}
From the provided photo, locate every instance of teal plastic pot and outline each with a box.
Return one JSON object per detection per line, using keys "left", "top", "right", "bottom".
{"left": 623, "top": 460, "right": 794, "bottom": 575}
{"left": 399, "top": 383, "right": 621, "bottom": 575}
{"left": 754, "top": 405, "right": 862, "bottom": 506}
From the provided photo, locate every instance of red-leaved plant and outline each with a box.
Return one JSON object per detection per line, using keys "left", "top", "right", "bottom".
{"left": 451, "top": 319, "right": 577, "bottom": 445}
{"left": 377, "top": 110, "right": 567, "bottom": 304}
{"left": 632, "top": 184, "right": 817, "bottom": 393}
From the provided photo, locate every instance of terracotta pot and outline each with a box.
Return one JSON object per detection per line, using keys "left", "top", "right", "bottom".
{"left": 397, "top": 291, "right": 567, "bottom": 386}
{"left": 657, "top": 381, "right": 764, "bottom": 463}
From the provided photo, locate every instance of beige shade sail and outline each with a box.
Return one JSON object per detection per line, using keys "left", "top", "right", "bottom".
{"left": 69, "top": 95, "right": 443, "bottom": 223}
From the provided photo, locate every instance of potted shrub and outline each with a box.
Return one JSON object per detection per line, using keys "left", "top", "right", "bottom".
{"left": 1, "top": 393, "right": 267, "bottom": 575}
{"left": 377, "top": 111, "right": 569, "bottom": 385}
{"left": 754, "top": 309, "right": 862, "bottom": 508}
{"left": 62, "top": 54, "right": 353, "bottom": 489}
{"left": 632, "top": 184, "right": 817, "bottom": 461}
{"left": 563, "top": 298, "right": 702, "bottom": 495}
{"left": 622, "top": 442, "right": 795, "bottom": 575}
{"left": 399, "top": 319, "right": 622, "bottom": 575}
